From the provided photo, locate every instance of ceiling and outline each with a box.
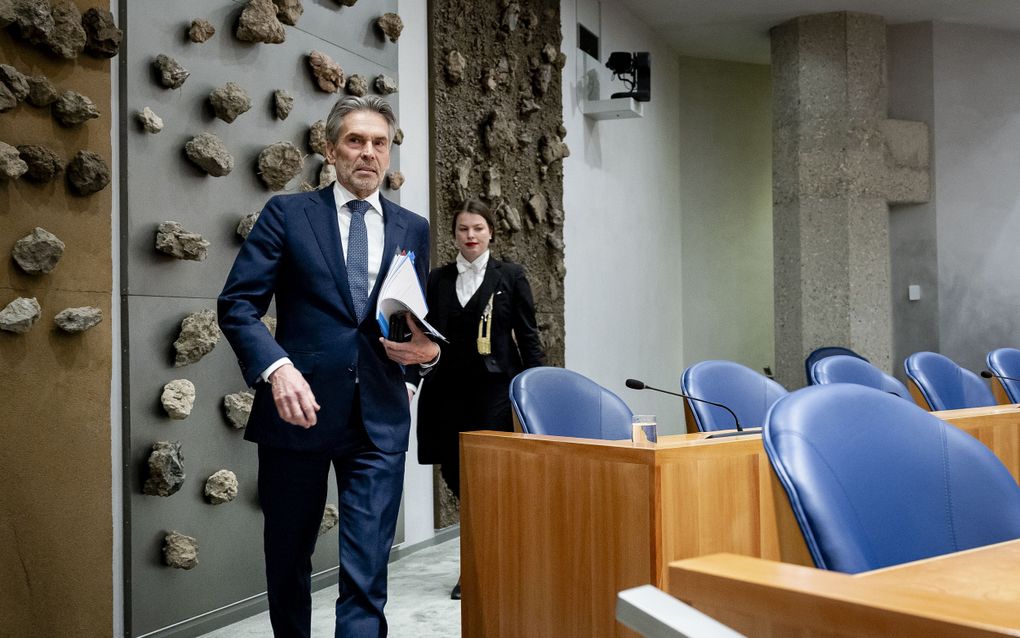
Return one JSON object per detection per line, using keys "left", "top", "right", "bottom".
{"left": 616, "top": 0, "right": 1020, "bottom": 64}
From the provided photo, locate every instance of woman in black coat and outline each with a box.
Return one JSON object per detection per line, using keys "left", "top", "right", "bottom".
{"left": 417, "top": 199, "right": 545, "bottom": 595}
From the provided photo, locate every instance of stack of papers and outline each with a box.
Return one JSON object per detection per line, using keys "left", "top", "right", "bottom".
{"left": 375, "top": 252, "right": 445, "bottom": 341}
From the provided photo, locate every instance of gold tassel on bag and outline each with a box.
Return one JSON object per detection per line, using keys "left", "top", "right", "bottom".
{"left": 477, "top": 293, "right": 494, "bottom": 355}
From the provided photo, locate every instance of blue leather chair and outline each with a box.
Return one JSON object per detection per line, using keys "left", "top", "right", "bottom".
{"left": 509, "top": 367, "right": 632, "bottom": 439}
{"left": 809, "top": 355, "right": 911, "bottom": 400}
{"left": 904, "top": 351, "right": 995, "bottom": 411}
{"left": 680, "top": 360, "right": 787, "bottom": 432}
{"left": 764, "top": 384, "right": 1020, "bottom": 574}
{"left": 804, "top": 346, "right": 867, "bottom": 385}
{"left": 987, "top": 347, "right": 1020, "bottom": 402}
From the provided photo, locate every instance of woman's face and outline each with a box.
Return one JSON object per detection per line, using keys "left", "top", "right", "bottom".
{"left": 454, "top": 212, "right": 492, "bottom": 262}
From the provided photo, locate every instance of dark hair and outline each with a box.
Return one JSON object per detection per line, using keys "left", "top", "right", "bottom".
{"left": 325, "top": 95, "right": 397, "bottom": 143}
{"left": 451, "top": 199, "right": 496, "bottom": 240}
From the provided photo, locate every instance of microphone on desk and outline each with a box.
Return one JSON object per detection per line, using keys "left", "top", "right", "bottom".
{"left": 624, "top": 378, "right": 755, "bottom": 438}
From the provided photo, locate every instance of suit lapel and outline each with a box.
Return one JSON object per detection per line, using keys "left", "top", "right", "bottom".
{"left": 305, "top": 186, "right": 357, "bottom": 320}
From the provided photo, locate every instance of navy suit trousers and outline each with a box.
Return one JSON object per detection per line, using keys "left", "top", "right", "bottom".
{"left": 257, "top": 396, "right": 405, "bottom": 638}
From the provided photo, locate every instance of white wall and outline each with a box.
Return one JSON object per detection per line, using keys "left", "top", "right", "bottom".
{"left": 929, "top": 22, "right": 1020, "bottom": 373}
{"left": 561, "top": 0, "right": 686, "bottom": 431}
{"left": 677, "top": 57, "right": 773, "bottom": 373}
{"left": 397, "top": 0, "right": 435, "bottom": 545}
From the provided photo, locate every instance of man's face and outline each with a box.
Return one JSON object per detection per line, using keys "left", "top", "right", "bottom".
{"left": 326, "top": 110, "right": 391, "bottom": 199}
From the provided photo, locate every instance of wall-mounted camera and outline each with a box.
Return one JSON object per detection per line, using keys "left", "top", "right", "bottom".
{"left": 606, "top": 52, "right": 651, "bottom": 102}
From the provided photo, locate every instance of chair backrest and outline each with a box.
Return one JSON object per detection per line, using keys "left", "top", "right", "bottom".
{"left": 804, "top": 346, "right": 868, "bottom": 385}
{"left": 509, "top": 367, "right": 632, "bottom": 439}
{"left": 987, "top": 347, "right": 1020, "bottom": 402}
{"left": 680, "top": 360, "right": 788, "bottom": 432}
{"left": 764, "top": 383, "right": 1020, "bottom": 574}
{"left": 809, "top": 355, "right": 911, "bottom": 400}
{"left": 903, "top": 351, "right": 996, "bottom": 411}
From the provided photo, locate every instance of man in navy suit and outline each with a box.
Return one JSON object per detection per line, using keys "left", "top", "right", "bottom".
{"left": 218, "top": 95, "right": 439, "bottom": 638}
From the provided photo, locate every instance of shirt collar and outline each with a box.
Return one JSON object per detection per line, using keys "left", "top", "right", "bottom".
{"left": 456, "top": 249, "right": 490, "bottom": 274}
{"left": 333, "top": 181, "right": 383, "bottom": 218}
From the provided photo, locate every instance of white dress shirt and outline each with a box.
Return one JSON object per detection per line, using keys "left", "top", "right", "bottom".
{"left": 456, "top": 250, "right": 490, "bottom": 307}
{"left": 260, "top": 183, "right": 385, "bottom": 382}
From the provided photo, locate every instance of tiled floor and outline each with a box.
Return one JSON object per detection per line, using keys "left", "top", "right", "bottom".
{"left": 198, "top": 537, "right": 462, "bottom": 637}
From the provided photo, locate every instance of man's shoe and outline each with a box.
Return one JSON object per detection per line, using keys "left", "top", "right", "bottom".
{"left": 450, "top": 581, "right": 461, "bottom": 600}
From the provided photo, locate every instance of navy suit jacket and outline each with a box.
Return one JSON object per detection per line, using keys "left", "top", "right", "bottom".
{"left": 217, "top": 186, "right": 430, "bottom": 453}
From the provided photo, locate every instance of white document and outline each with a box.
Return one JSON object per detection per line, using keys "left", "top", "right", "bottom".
{"left": 375, "top": 252, "right": 446, "bottom": 341}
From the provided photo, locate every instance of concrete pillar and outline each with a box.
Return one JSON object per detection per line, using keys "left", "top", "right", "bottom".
{"left": 771, "top": 12, "right": 930, "bottom": 387}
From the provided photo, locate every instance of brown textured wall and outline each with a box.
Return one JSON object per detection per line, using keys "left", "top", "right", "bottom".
{"left": 429, "top": 0, "right": 566, "bottom": 366}
{"left": 0, "top": 4, "right": 114, "bottom": 636}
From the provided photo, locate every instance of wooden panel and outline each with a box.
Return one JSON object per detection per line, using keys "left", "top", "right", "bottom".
{"left": 670, "top": 542, "right": 1020, "bottom": 637}
{"left": 935, "top": 405, "right": 1020, "bottom": 483}
{"left": 461, "top": 434, "right": 653, "bottom": 638}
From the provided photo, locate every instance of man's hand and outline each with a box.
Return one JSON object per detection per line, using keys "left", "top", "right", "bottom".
{"left": 380, "top": 314, "right": 440, "bottom": 366}
{"left": 268, "top": 363, "right": 320, "bottom": 428}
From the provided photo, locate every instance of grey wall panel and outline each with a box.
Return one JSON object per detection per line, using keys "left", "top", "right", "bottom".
{"left": 124, "top": 0, "right": 398, "bottom": 635}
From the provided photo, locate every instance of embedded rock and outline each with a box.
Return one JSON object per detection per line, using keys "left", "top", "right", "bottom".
{"left": 0, "top": 142, "right": 28, "bottom": 179}
{"left": 66, "top": 150, "right": 111, "bottom": 195}
{"left": 25, "top": 74, "right": 58, "bottom": 106}
{"left": 205, "top": 469, "right": 239, "bottom": 504}
{"left": 258, "top": 141, "right": 304, "bottom": 191}
{"left": 346, "top": 73, "right": 367, "bottom": 97}
{"left": 299, "top": 181, "right": 315, "bottom": 192}
{"left": 185, "top": 133, "right": 233, "bottom": 176}
{"left": 532, "top": 64, "right": 552, "bottom": 96}
{"left": 392, "top": 128, "right": 403, "bottom": 145}
{"left": 308, "top": 119, "right": 327, "bottom": 155}
{"left": 52, "top": 90, "right": 99, "bottom": 127}
{"left": 223, "top": 391, "right": 254, "bottom": 428}
{"left": 0, "top": 65, "right": 29, "bottom": 102}
{"left": 137, "top": 107, "right": 163, "bottom": 133}
{"left": 163, "top": 531, "right": 198, "bottom": 569}
{"left": 308, "top": 50, "right": 344, "bottom": 93}
{"left": 334, "top": 0, "right": 356, "bottom": 5}
{"left": 10, "top": 0, "right": 53, "bottom": 45}
{"left": 54, "top": 306, "right": 103, "bottom": 333}
{"left": 482, "top": 111, "right": 515, "bottom": 156}
{"left": 318, "top": 504, "right": 339, "bottom": 535}
{"left": 17, "top": 144, "right": 63, "bottom": 182}
{"left": 374, "top": 74, "right": 397, "bottom": 95}
{"left": 527, "top": 192, "right": 547, "bottom": 225}
{"left": 519, "top": 97, "right": 540, "bottom": 116}
{"left": 46, "top": 1, "right": 86, "bottom": 59}
{"left": 376, "top": 13, "right": 403, "bottom": 43}
{"left": 539, "top": 135, "right": 569, "bottom": 165}
{"left": 0, "top": 0, "right": 11, "bottom": 28}
{"left": 0, "top": 297, "right": 41, "bottom": 333}
{"left": 484, "top": 166, "right": 501, "bottom": 198}
{"left": 319, "top": 162, "right": 336, "bottom": 187}
{"left": 209, "top": 82, "right": 252, "bottom": 123}
{"left": 273, "top": 89, "right": 293, "bottom": 119}
{"left": 386, "top": 170, "right": 404, "bottom": 190}
{"left": 82, "top": 7, "right": 122, "bottom": 58}
{"left": 0, "top": 83, "right": 18, "bottom": 112}
{"left": 261, "top": 315, "right": 277, "bottom": 335}
{"left": 273, "top": 0, "right": 303, "bottom": 26}
{"left": 188, "top": 19, "right": 215, "bottom": 43}
{"left": 154, "top": 54, "right": 190, "bottom": 89}
{"left": 143, "top": 441, "right": 185, "bottom": 497}
{"left": 12, "top": 227, "right": 64, "bottom": 274}
{"left": 236, "top": 0, "right": 285, "bottom": 44}
{"left": 445, "top": 50, "right": 466, "bottom": 83}
{"left": 156, "top": 221, "right": 209, "bottom": 261}
{"left": 173, "top": 309, "right": 220, "bottom": 367}
{"left": 161, "top": 379, "right": 196, "bottom": 419}
{"left": 236, "top": 210, "right": 260, "bottom": 240}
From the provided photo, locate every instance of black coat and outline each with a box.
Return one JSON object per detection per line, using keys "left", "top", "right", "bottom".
{"left": 416, "top": 258, "right": 545, "bottom": 465}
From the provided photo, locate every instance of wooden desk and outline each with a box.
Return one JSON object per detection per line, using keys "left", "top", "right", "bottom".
{"left": 460, "top": 406, "right": 1020, "bottom": 638}
{"left": 669, "top": 539, "right": 1020, "bottom": 637}
{"left": 459, "top": 430, "right": 810, "bottom": 638}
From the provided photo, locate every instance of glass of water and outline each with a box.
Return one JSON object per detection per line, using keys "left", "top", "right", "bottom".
{"left": 631, "top": 414, "right": 657, "bottom": 446}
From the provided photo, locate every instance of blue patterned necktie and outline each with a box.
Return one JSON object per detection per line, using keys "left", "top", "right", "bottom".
{"left": 346, "top": 200, "right": 371, "bottom": 322}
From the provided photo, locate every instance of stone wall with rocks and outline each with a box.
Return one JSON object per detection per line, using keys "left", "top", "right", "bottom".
{"left": 0, "top": 1, "right": 115, "bottom": 635}
{"left": 429, "top": 0, "right": 566, "bottom": 367}
{"left": 122, "top": 1, "right": 402, "bottom": 634}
